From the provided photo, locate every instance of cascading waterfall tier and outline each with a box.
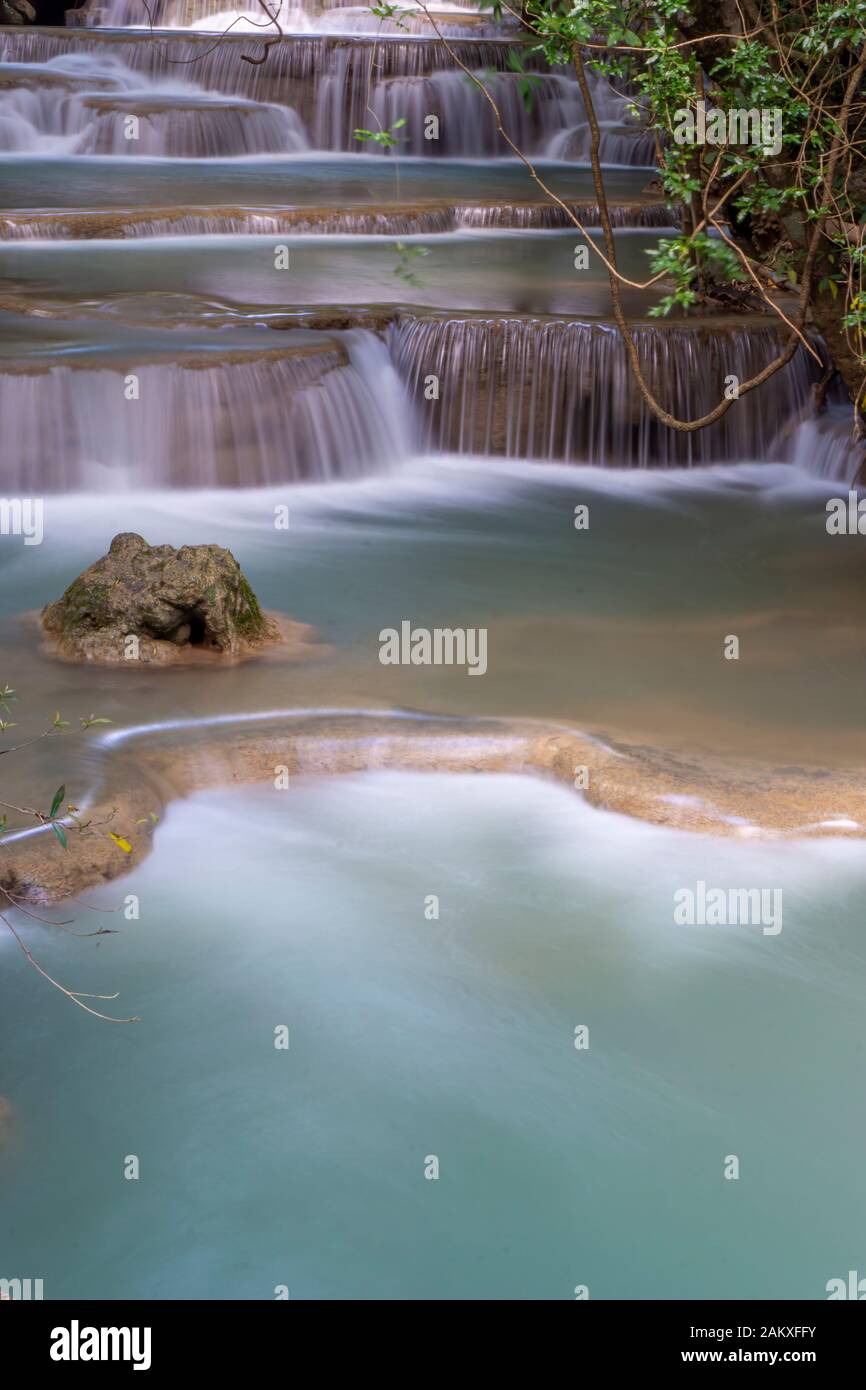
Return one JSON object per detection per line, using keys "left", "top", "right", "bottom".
{"left": 1, "top": 331, "right": 415, "bottom": 491}
{"left": 456, "top": 202, "right": 678, "bottom": 230}
{"left": 0, "top": 28, "right": 829, "bottom": 482}
{"left": 330, "top": 68, "right": 651, "bottom": 162}
{"left": 0, "top": 201, "right": 676, "bottom": 239}
{"left": 788, "top": 406, "right": 865, "bottom": 484}
{"left": 73, "top": 94, "right": 308, "bottom": 156}
{"left": 74, "top": 0, "right": 505, "bottom": 37}
{"left": 388, "top": 315, "right": 821, "bottom": 466}
{"left": 0, "top": 53, "right": 309, "bottom": 156}
{"left": 0, "top": 30, "right": 652, "bottom": 160}
{"left": 0, "top": 31, "right": 549, "bottom": 98}
{"left": 0, "top": 208, "right": 460, "bottom": 238}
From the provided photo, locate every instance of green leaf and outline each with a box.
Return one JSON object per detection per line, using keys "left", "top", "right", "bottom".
{"left": 51, "top": 822, "right": 68, "bottom": 849}
{"left": 50, "top": 784, "right": 66, "bottom": 818}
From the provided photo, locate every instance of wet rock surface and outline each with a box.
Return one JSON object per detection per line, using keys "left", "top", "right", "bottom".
{"left": 5, "top": 710, "right": 866, "bottom": 907}
{"left": 41, "top": 532, "right": 282, "bottom": 665}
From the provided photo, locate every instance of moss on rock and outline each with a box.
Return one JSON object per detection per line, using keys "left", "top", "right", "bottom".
{"left": 41, "top": 532, "right": 280, "bottom": 665}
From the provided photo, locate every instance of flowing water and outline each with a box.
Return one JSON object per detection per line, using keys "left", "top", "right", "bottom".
{"left": 78, "top": 0, "right": 507, "bottom": 38}
{"left": 0, "top": 30, "right": 651, "bottom": 159}
{"left": 0, "top": 12, "right": 864, "bottom": 1302}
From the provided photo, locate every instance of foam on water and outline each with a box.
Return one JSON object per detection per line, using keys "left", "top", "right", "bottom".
{"left": 0, "top": 329, "right": 414, "bottom": 490}
{"left": 0, "top": 52, "right": 308, "bottom": 156}
{"left": 78, "top": 0, "right": 499, "bottom": 35}
{"left": 0, "top": 30, "right": 653, "bottom": 161}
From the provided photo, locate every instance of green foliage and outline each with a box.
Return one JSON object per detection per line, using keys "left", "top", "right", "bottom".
{"left": 646, "top": 232, "right": 743, "bottom": 316}
{"left": 393, "top": 240, "right": 431, "bottom": 288}
{"left": 0, "top": 692, "right": 113, "bottom": 847}
{"left": 353, "top": 117, "right": 407, "bottom": 149}
{"left": 368, "top": 2, "right": 409, "bottom": 29}
{"left": 516, "top": 1, "right": 866, "bottom": 372}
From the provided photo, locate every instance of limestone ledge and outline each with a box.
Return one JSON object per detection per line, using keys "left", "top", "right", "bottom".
{"left": 2, "top": 712, "right": 865, "bottom": 907}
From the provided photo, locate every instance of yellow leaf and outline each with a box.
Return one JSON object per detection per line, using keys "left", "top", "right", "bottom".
{"left": 108, "top": 832, "right": 133, "bottom": 853}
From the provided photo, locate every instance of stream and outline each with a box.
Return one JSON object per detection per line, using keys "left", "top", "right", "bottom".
{"left": 0, "top": 6, "right": 864, "bottom": 1302}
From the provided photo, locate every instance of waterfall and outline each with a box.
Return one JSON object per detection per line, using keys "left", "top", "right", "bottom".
{"left": 0, "top": 202, "right": 676, "bottom": 239}
{"left": 0, "top": 331, "right": 415, "bottom": 491}
{"left": 9, "top": 309, "right": 821, "bottom": 481}
{"left": 388, "top": 316, "right": 820, "bottom": 466}
{"left": 0, "top": 52, "right": 309, "bottom": 155}
{"left": 76, "top": 0, "right": 502, "bottom": 36}
{"left": 73, "top": 96, "right": 308, "bottom": 156}
{"left": 546, "top": 122, "right": 656, "bottom": 166}
{"left": 331, "top": 70, "right": 583, "bottom": 158}
{"left": 545, "top": 75, "right": 654, "bottom": 165}
{"left": 0, "top": 31, "right": 651, "bottom": 161}
{"left": 788, "top": 406, "right": 865, "bottom": 483}
{"left": 456, "top": 202, "right": 678, "bottom": 230}
{"left": 0, "top": 33, "right": 530, "bottom": 104}
{"left": 0, "top": 24, "right": 836, "bottom": 484}
{"left": 0, "top": 209, "right": 461, "bottom": 238}
{"left": 314, "top": 63, "right": 651, "bottom": 161}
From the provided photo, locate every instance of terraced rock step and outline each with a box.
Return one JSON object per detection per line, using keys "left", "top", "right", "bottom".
{"left": 0, "top": 29, "right": 652, "bottom": 159}
{"left": 0, "top": 52, "right": 311, "bottom": 155}
{"left": 0, "top": 331, "right": 411, "bottom": 489}
{"left": 78, "top": 92, "right": 309, "bottom": 155}
{"left": 0, "top": 60, "right": 117, "bottom": 88}
{"left": 0, "top": 29, "right": 546, "bottom": 99}
{"left": 389, "top": 314, "right": 820, "bottom": 465}
{"left": 74, "top": 0, "right": 508, "bottom": 35}
{"left": 0, "top": 200, "right": 677, "bottom": 238}
{"left": 5, "top": 711, "right": 866, "bottom": 906}
{"left": 0, "top": 305, "right": 826, "bottom": 483}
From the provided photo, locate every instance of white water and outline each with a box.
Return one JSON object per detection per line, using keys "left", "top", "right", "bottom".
{"left": 1, "top": 16, "right": 863, "bottom": 1307}
{"left": 789, "top": 405, "right": 864, "bottom": 483}
{"left": 0, "top": 53, "right": 308, "bottom": 155}
{"left": 79, "top": 0, "right": 497, "bottom": 36}
{"left": 0, "top": 34, "right": 654, "bottom": 163}
{"left": 2, "top": 330, "right": 413, "bottom": 490}
{"left": 390, "top": 317, "right": 821, "bottom": 466}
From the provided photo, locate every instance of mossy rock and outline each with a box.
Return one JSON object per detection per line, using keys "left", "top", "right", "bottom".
{"left": 41, "top": 532, "right": 280, "bottom": 665}
{"left": 1, "top": 0, "right": 36, "bottom": 22}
